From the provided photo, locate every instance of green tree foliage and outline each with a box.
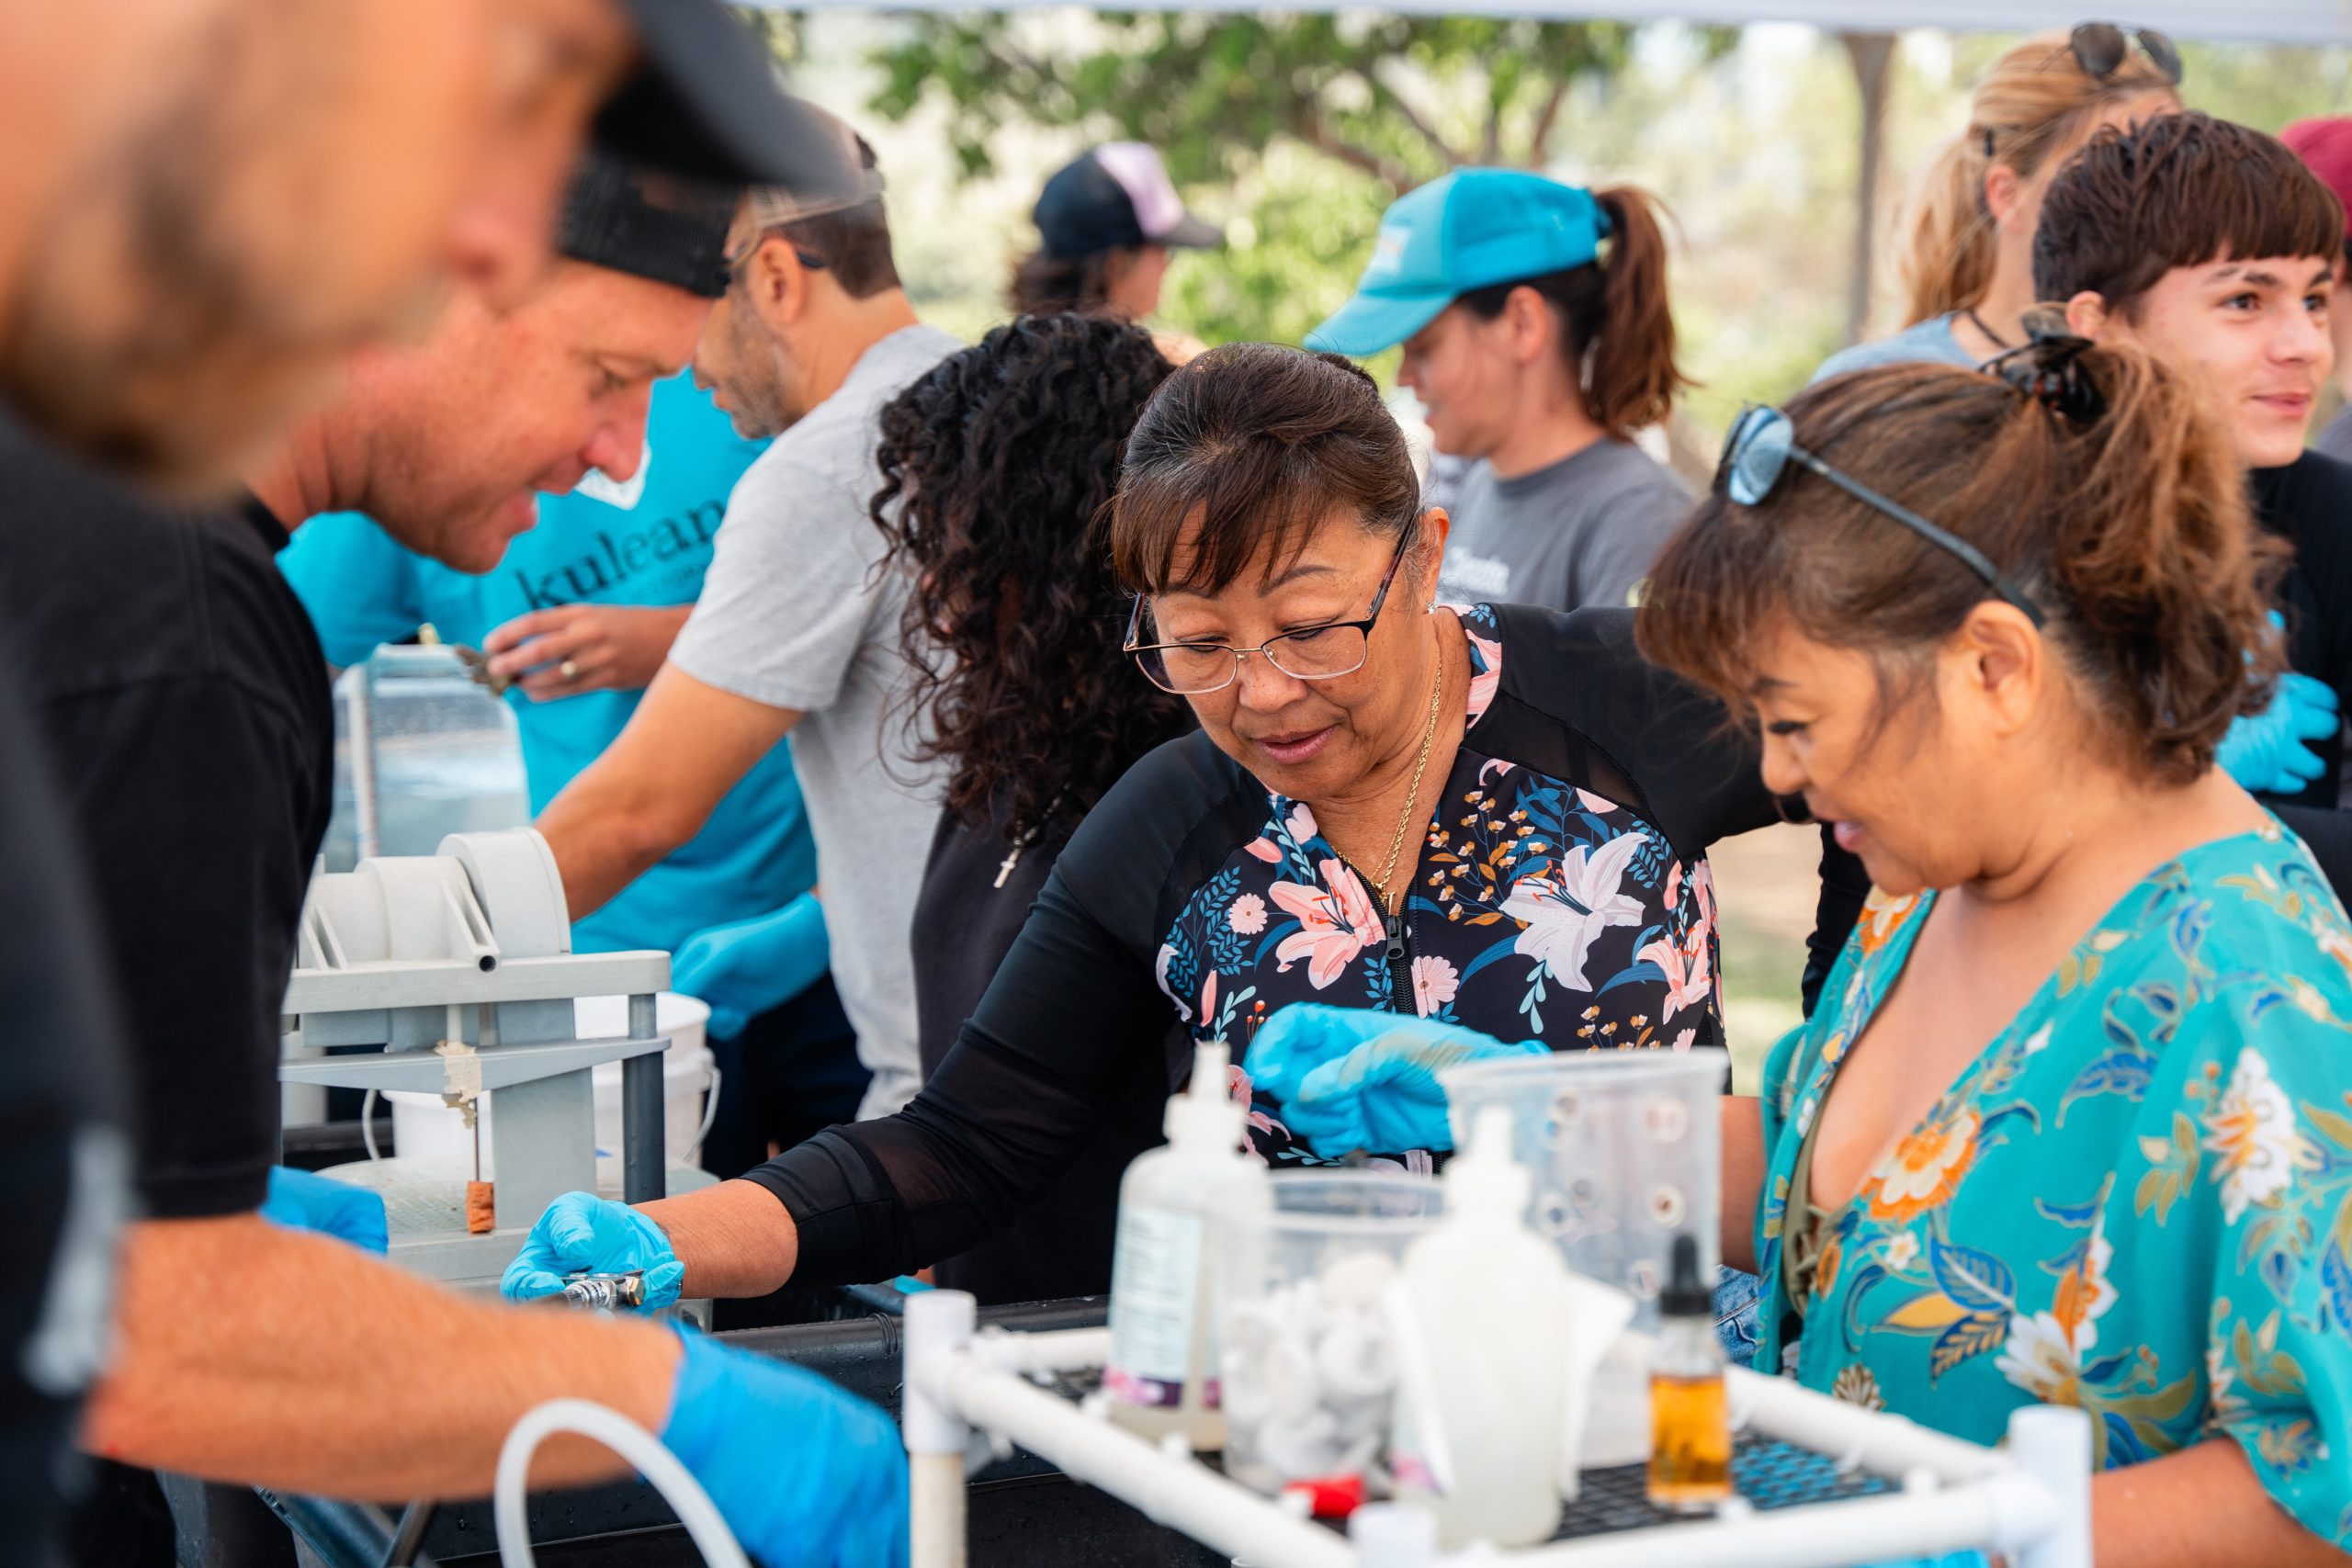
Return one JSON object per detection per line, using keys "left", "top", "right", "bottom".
{"left": 857, "top": 13, "right": 1727, "bottom": 349}
{"left": 869, "top": 13, "right": 1650, "bottom": 190}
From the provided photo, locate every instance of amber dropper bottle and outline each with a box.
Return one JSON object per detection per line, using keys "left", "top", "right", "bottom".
{"left": 1647, "top": 1233, "right": 1732, "bottom": 1513}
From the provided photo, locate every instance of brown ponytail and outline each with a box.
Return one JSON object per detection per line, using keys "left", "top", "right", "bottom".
{"left": 1455, "top": 182, "right": 1688, "bottom": 439}
{"left": 1894, "top": 35, "right": 2178, "bottom": 326}
{"left": 1901, "top": 133, "right": 1999, "bottom": 324}
{"left": 1636, "top": 343, "right": 2281, "bottom": 786}
{"left": 1587, "top": 186, "right": 1685, "bottom": 436}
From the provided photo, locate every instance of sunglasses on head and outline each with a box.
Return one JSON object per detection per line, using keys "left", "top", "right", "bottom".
{"left": 1716, "top": 404, "right": 2046, "bottom": 628}
{"left": 2069, "top": 20, "right": 2182, "bottom": 85}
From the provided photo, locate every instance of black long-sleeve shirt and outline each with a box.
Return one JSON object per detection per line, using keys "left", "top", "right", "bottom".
{"left": 753, "top": 604, "right": 1865, "bottom": 1284}
{"left": 2256, "top": 454, "right": 2352, "bottom": 889}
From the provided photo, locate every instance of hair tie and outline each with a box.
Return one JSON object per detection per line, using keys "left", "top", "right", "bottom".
{"left": 1984, "top": 316, "right": 2105, "bottom": 423}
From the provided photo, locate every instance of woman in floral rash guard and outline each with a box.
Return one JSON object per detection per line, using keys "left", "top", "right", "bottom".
{"left": 1633, "top": 336, "right": 2352, "bottom": 1560}
{"left": 695, "top": 344, "right": 1862, "bottom": 1291}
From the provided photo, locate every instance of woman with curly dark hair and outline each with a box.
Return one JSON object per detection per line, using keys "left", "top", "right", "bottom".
{"left": 866, "top": 311, "right": 1190, "bottom": 1303}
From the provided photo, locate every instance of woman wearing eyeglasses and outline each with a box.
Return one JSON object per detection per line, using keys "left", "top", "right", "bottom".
{"left": 1666, "top": 337, "right": 2352, "bottom": 1562}
{"left": 500, "top": 342, "right": 1865, "bottom": 1319}
{"left": 1813, "top": 24, "right": 2178, "bottom": 382}
{"left": 1283, "top": 335, "right": 2352, "bottom": 1559}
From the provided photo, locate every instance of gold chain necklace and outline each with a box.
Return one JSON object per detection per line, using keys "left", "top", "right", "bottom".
{"left": 1371, "top": 644, "right": 1447, "bottom": 917}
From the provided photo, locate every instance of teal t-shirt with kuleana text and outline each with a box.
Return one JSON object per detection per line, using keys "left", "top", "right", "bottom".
{"left": 279, "top": 372, "right": 815, "bottom": 955}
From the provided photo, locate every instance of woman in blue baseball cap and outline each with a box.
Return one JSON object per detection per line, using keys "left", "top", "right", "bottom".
{"left": 1310, "top": 170, "right": 1689, "bottom": 615}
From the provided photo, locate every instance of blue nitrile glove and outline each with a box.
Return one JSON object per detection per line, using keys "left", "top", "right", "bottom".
{"left": 259, "top": 1166, "right": 388, "bottom": 1254}
{"left": 2218, "top": 671, "right": 2340, "bottom": 795}
{"left": 670, "top": 891, "right": 830, "bottom": 1042}
{"left": 662, "top": 1327, "right": 909, "bottom": 1568}
{"left": 1243, "top": 1005, "right": 1547, "bottom": 1156}
{"left": 500, "top": 1190, "right": 684, "bottom": 1310}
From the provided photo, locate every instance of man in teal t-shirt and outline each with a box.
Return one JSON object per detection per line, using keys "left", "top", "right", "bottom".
{"left": 282, "top": 372, "right": 863, "bottom": 1170}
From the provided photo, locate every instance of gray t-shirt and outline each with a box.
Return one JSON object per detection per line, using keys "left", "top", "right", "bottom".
{"left": 1433, "top": 439, "right": 1690, "bottom": 613}
{"left": 668, "top": 323, "right": 962, "bottom": 1116}
{"left": 1810, "top": 313, "right": 1974, "bottom": 383}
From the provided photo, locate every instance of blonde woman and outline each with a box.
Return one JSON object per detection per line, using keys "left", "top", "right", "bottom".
{"left": 1815, "top": 24, "right": 2178, "bottom": 379}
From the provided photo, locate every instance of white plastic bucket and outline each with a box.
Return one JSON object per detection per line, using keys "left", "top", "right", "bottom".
{"left": 384, "top": 991, "right": 714, "bottom": 1190}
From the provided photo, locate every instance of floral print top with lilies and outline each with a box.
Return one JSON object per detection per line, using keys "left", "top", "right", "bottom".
{"left": 1158, "top": 604, "right": 1727, "bottom": 1166}
{"left": 1757, "top": 823, "right": 2352, "bottom": 1546}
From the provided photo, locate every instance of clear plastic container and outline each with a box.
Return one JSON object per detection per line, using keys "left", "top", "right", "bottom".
{"left": 323, "top": 646, "right": 530, "bottom": 870}
{"left": 1208, "top": 1171, "right": 1444, "bottom": 1497}
{"left": 1439, "top": 1050, "right": 1728, "bottom": 1322}
{"left": 1440, "top": 1049, "right": 1730, "bottom": 1469}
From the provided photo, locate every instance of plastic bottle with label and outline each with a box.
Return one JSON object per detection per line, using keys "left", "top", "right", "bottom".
{"left": 1390, "top": 1105, "right": 1571, "bottom": 1547}
{"left": 1104, "top": 1040, "right": 1263, "bottom": 1450}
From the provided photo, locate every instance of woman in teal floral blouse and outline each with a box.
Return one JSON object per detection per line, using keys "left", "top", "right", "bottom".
{"left": 1633, "top": 334, "right": 2352, "bottom": 1562}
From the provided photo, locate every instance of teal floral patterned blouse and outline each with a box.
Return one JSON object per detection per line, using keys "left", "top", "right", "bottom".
{"left": 1756, "top": 822, "right": 2352, "bottom": 1547}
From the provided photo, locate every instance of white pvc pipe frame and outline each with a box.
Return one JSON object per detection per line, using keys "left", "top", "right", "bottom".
{"left": 901, "top": 1290, "right": 2093, "bottom": 1568}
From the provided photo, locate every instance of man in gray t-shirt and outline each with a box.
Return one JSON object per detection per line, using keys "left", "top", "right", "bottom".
{"left": 1434, "top": 437, "right": 1691, "bottom": 613}
{"left": 538, "top": 150, "right": 956, "bottom": 1117}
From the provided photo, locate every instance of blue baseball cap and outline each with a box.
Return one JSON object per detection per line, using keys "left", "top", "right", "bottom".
{"left": 1306, "top": 170, "right": 1611, "bottom": 357}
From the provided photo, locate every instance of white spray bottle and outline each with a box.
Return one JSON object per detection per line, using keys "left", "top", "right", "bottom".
{"left": 1389, "top": 1105, "right": 1573, "bottom": 1547}
{"left": 1104, "top": 1040, "right": 1263, "bottom": 1450}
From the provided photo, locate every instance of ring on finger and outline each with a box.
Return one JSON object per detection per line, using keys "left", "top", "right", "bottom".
{"left": 560, "top": 660, "right": 581, "bottom": 681}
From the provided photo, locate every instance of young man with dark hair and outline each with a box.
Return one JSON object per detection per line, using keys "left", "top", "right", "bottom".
{"left": 2036, "top": 109, "right": 2352, "bottom": 885}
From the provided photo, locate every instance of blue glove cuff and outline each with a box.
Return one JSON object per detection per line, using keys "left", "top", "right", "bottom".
{"left": 658, "top": 1325, "right": 727, "bottom": 1468}
{"left": 673, "top": 893, "right": 830, "bottom": 1043}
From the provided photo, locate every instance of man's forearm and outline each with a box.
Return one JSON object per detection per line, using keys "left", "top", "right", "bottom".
{"left": 83, "top": 1215, "right": 682, "bottom": 1500}
{"left": 538, "top": 773, "right": 678, "bottom": 920}
{"left": 536, "top": 665, "right": 801, "bottom": 919}
{"left": 642, "top": 1178, "right": 800, "bottom": 1299}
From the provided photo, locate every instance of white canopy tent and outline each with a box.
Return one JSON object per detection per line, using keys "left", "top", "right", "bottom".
{"left": 755, "top": 1, "right": 2352, "bottom": 46}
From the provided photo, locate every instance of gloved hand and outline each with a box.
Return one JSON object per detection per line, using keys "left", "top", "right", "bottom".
{"left": 2218, "top": 671, "right": 2339, "bottom": 795}
{"left": 671, "top": 892, "right": 830, "bottom": 1042}
{"left": 1243, "top": 1005, "right": 1547, "bottom": 1157}
{"left": 259, "top": 1166, "right": 388, "bottom": 1254}
{"left": 662, "top": 1327, "right": 909, "bottom": 1568}
{"left": 500, "top": 1190, "right": 684, "bottom": 1310}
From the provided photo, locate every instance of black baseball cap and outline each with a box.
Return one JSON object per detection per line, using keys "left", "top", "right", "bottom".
{"left": 595, "top": 0, "right": 863, "bottom": 206}
{"left": 556, "top": 151, "right": 738, "bottom": 298}
{"left": 1034, "top": 144, "right": 1223, "bottom": 258}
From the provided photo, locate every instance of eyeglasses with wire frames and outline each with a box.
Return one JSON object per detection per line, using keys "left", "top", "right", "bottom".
{"left": 1717, "top": 403, "right": 2046, "bottom": 628}
{"left": 1122, "top": 526, "right": 1416, "bottom": 695}
{"left": 2069, "top": 21, "right": 2181, "bottom": 85}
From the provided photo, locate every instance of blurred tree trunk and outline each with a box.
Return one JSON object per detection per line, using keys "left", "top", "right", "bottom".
{"left": 1839, "top": 31, "right": 1895, "bottom": 346}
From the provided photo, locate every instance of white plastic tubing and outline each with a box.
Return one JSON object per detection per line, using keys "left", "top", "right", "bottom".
{"left": 495, "top": 1398, "right": 750, "bottom": 1568}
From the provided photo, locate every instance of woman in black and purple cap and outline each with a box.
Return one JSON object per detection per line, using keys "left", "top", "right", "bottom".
{"left": 1011, "top": 141, "right": 1223, "bottom": 321}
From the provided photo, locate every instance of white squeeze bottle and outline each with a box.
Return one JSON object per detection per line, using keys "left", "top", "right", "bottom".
{"left": 1104, "top": 1039, "right": 1261, "bottom": 1450}
{"left": 1391, "top": 1105, "right": 1572, "bottom": 1547}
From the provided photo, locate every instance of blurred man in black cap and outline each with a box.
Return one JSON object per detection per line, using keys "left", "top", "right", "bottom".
{"left": 3, "top": 138, "right": 904, "bottom": 1567}
{"left": 0, "top": 3, "right": 874, "bottom": 1562}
